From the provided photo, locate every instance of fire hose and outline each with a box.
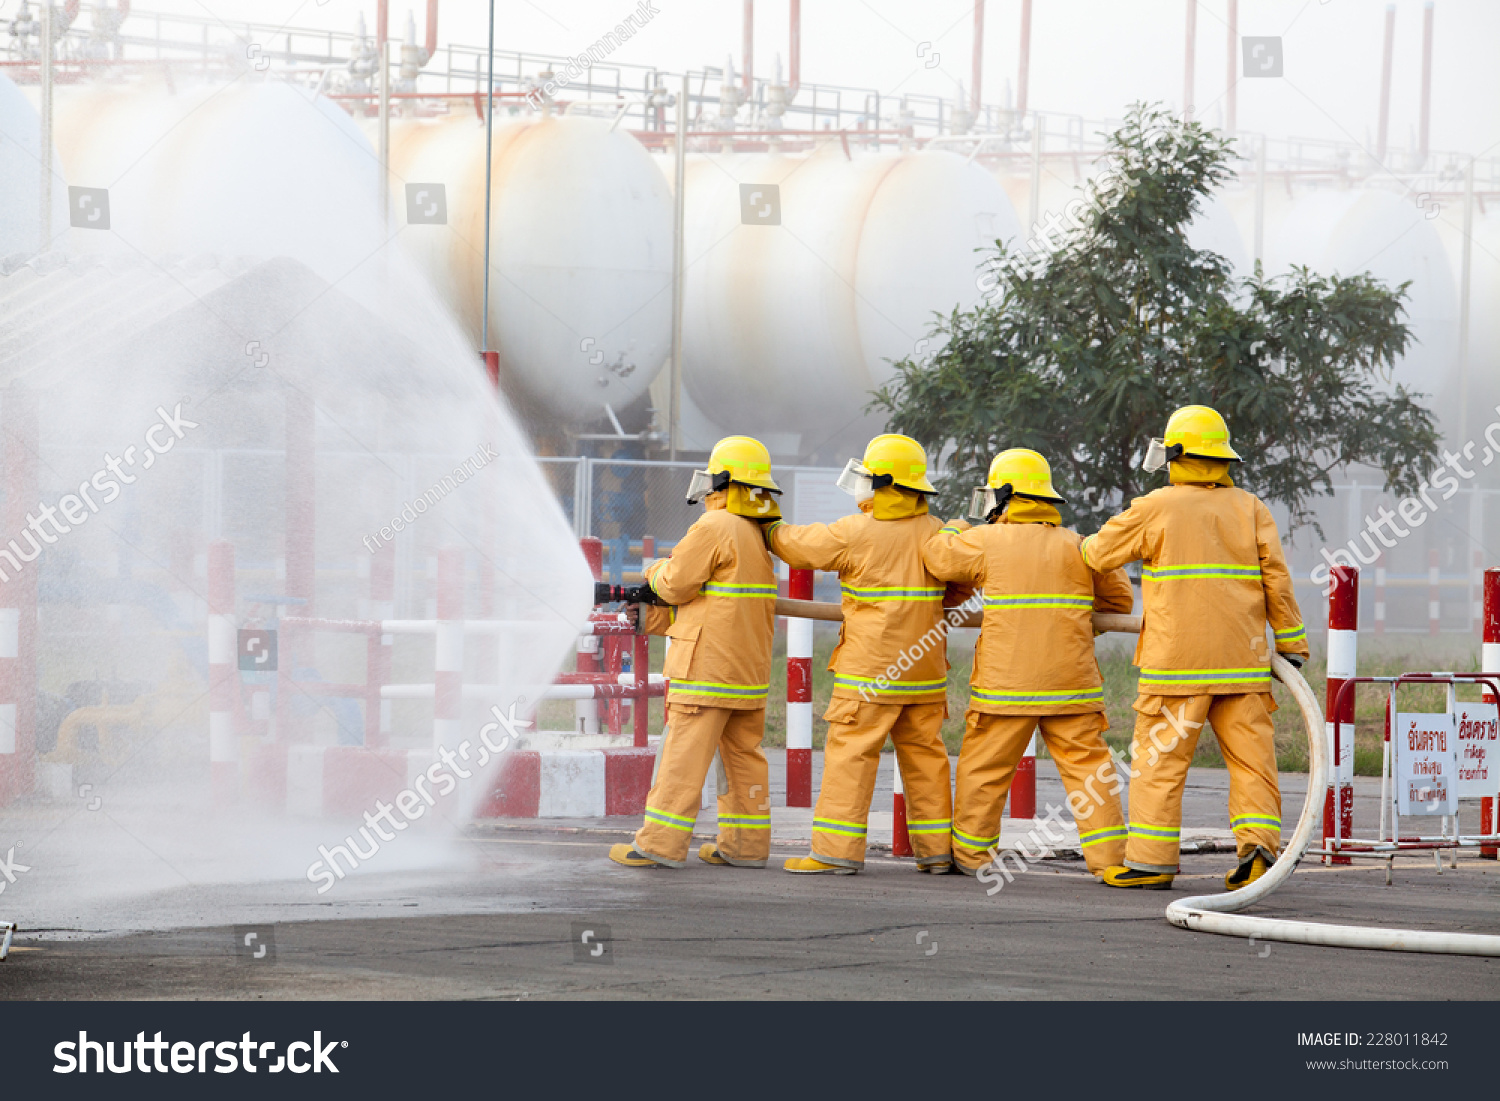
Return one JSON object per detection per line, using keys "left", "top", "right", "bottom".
{"left": 772, "top": 598, "right": 1500, "bottom": 956}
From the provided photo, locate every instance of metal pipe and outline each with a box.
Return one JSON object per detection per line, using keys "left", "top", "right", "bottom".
{"left": 1418, "top": 0, "right": 1433, "bottom": 166}
{"left": 1225, "top": 0, "right": 1237, "bottom": 133}
{"left": 741, "top": 0, "right": 753, "bottom": 94}
{"left": 970, "top": 0, "right": 983, "bottom": 117}
{"left": 378, "top": 38, "right": 390, "bottom": 222}
{"left": 788, "top": 0, "right": 799, "bottom": 100}
{"left": 668, "top": 73, "right": 687, "bottom": 461}
{"left": 1458, "top": 159, "right": 1472, "bottom": 444}
{"left": 425, "top": 0, "right": 438, "bottom": 61}
{"left": 376, "top": 0, "right": 387, "bottom": 51}
{"left": 1028, "top": 116, "right": 1042, "bottom": 233}
{"left": 1183, "top": 0, "right": 1196, "bottom": 121}
{"left": 1376, "top": 3, "right": 1395, "bottom": 164}
{"left": 1016, "top": 0, "right": 1031, "bottom": 117}
{"left": 39, "top": 0, "right": 53, "bottom": 253}
{"left": 480, "top": 0, "right": 495, "bottom": 356}
{"left": 1253, "top": 134, "right": 1265, "bottom": 264}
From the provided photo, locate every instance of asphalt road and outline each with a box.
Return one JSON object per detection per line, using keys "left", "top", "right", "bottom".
{"left": 4, "top": 824, "right": 1498, "bottom": 1000}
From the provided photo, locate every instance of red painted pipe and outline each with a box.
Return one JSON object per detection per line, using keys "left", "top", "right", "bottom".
{"left": 1325, "top": 566, "right": 1358, "bottom": 865}
{"left": 788, "top": 0, "right": 800, "bottom": 100}
{"left": 425, "top": 0, "right": 438, "bottom": 61}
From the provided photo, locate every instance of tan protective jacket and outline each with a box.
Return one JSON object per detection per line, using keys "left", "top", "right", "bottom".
{"left": 923, "top": 516, "right": 1134, "bottom": 715}
{"left": 645, "top": 495, "right": 777, "bottom": 709}
{"left": 765, "top": 503, "right": 973, "bottom": 704}
{"left": 1080, "top": 483, "right": 1310, "bottom": 695}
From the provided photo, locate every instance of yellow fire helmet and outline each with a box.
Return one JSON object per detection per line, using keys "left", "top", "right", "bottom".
{"left": 864, "top": 433, "right": 937, "bottom": 494}
{"left": 1144, "top": 404, "right": 1243, "bottom": 471}
{"left": 686, "top": 435, "right": 781, "bottom": 502}
{"left": 970, "top": 447, "right": 1065, "bottom": 520}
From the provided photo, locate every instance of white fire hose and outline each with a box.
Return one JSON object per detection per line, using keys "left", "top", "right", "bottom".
{"left": 1166, "top": 650, "right": 1500, "bottom": 956}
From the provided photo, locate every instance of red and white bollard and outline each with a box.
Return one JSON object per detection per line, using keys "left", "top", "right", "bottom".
{"left": 1324, "top": 565, "right": 1358, "bottom": 865}
{"left": 1010, "top": 729, "right": 1037, "bottom": 819}
{"left": 577, "top": 538, "right": 603, "bottom": 735}
{"left": 433, "top": 547, "right": 464, "bottom": 749}
{"left": 1482, "top": 568, "right": 1499, "bottom": 860}
{"left": 207, "top": 539, "right": 238, "bottom": 802}
{"left": 786, "top": 568, "right": 814, "bottom": 807}
{"left": 891, "top": 753, "right": 912, "bottom": 857}
{"left": 1429, "top": 548, "right": 1442, "bottom": 636}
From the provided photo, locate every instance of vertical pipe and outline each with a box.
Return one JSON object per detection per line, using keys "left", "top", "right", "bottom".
{"left": 577, "top": 538, "right": 603, "bottom": 735}
{"left": 1474, "top": 547, "right": 1484, "bottom": 634}
{"left": 741, "top": 0, "right": 753, "bottom": 95}
{"left": 891, "top": 752, "right": 912, "bottom": 857}
{"left": 1418, "top": 1, "right": 1433, "bottom": 167}
{"left": 786, "top": 568, "right": 813, "bottom": 808}
{"left": 1182, "top": 0, "right": 1196, "bottom": 121}
{"left": 376, "top": 0, "right": 388, "bottom": 51}
{"left": 668, "top": 74, "right": 687, "bottom": 461}
{"left": 433, "top": 547, "right": 464, "bottom": 750}
{"left": 368, "top": 543, "right": 395, "bottom": 747}
{"left": 1027, "top": 117, "right": 1042, "bottom": 234}
{"left": 1253, "top": 134, "right": 1266, "bottom": 266}
{"left": 1011, "top": 728, "right": 1037, "bottom": 819}
{"left": 1458, "top": 159, "right": 1474, "bottom": 443}
{"left": 1481, "top": 568, "right": 1498, "bottom": 858}
{"left": 480, "top": 0, "right": 495, "bottom": 357}
{"left": 970, "top": 0, "right": 984, "bottom": 118}
{"left": 424, "top": 0, "right": 438, "bottom": 60}
{"left": 1015, "top": 0, "right": 1031, "bottom": 117}
{"left": 1225, "top": 0, "right": 1237, "bottom": 133}
{"left": 1376, "top": 4, "right": 1395, "bottom": 165}
{"left": 1428, "top": 548, "right": 1442, "bottom": 635}
{"left": 1375, "top": 553, "right": 1386, "bottom": 636}
{"left": 378, "top": 40, "right": 391, "bottom": 224}
{"left": 788, "top": 0, "right": 800, "bottom": 101}
{"left": 0, "top": 389, "right": 38, "bottom": 807}
{"left": 1325, "top": 566, "right": 1358, "bottom": 865}
{"left": 39, "top": 0, "right": 53, "bottom": 253}
{"left": 208, "top": 539, "right": 238, "bottom": 803}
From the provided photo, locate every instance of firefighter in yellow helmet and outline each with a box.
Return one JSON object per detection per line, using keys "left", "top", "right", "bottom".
{"left": 764, "top": 434, "right": 973, "bottom": 874}
{"left": 922, "top": 449, "right": 1135, "bottom": 876}
{"left": 609, "top": 436, "right": 782, "bottom": 869}
{"left": 1080, "top": 406, "right": 1309, "bottom": 890}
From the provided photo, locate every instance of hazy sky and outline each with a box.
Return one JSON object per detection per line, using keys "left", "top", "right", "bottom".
{"left": 17, "top": 0, "right": 1500, "bottom": 158}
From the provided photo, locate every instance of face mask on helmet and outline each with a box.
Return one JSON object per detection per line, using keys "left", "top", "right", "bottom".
{"left": 836, "top": 458, "right": 876, "bottom": 501}
{"left": 968, "top": 484, "right": 1016, "bottom": 521}
{"left": 686, "top": 469, "right": 732, "bottom": 504}
{"left": 1141, "top": 439, "right": 1185, "bottom": 473}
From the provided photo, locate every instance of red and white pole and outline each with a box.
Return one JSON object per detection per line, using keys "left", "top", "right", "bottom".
{"left": 367, "top": 543, "right": 395, "bottom": 747}
{"left": 1010, "top": 729, "right": 1037, "bottom": 819}
{"left": 1374, "top": 553, "right": 1386, "bottom": 636}
{"left": 208, "top": 539, "right": 238, "bottom": 802}
{"left": 1429, "top": 548, "right": 1442, "bottom": 636}
{"left": 1481, "top": 567, "right": 1499, "bottom": 859}
{"left": 891, "top": 753, "right": 912, "bottom": 857}
{"left": 0, "top": 387, "right": 37, "bottom": 807}
{"left": 577, "top": 538, "right": 603, "bottom": 735}
{"left": 786, "top": 567, "right": 814, "bottom": 807}
{"left": 433, "top": 546, "right": 464, "bottom": 749}
{"left": 1324, "top": 565, "right": 1358, "bottom": 865}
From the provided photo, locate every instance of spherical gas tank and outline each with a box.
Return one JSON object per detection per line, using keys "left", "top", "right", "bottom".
{"left": 53, "top": 80, "right": 381, "bottom": 280}
{"left": 1265, "top": 189, "right": 1458, "bottom": 406}
{"left": 0, "top": 72, "right": 68, "bottom": 255}
{"left": 675, "top": 144, "right": 1021, "bottom": 450}
{"left": 388, "top": 113, "right": 673, "bottom": 424}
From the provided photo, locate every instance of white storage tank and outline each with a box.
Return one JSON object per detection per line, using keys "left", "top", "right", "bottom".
{"left": 0, "top": 72, "right": 67, "bottom": 256}
{"left": 671, "top": 144, "right": 1022, "bottom": 454}
{"left": 388, "top": 113, "right": 673, "bottom": 425}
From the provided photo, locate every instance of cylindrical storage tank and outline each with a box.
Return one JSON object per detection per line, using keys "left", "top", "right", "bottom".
{"left": 1265, "top": 189, "right": 1459, "bottom": 415}
{"left": 0, "top": 72, "right": 68, "bottom": 255}
{"left": 674, "top": 144, "right": 1022, "bottom": 455}
{"left": 53, "top": 80, "right": 381, "bottom": 281}
{"left": 389, "top": 113, "right": 673, "bottom": 425}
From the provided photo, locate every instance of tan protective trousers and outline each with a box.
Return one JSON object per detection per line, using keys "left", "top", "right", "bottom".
{"left": 952, "top": 711, "right": 1127, "bottom": 874}
{"left": 1125, "top": 693, "right": 1282, "bottom": 873}
{"left": 811, "top": 699, "right": 951, "bottom": 869}
{"left": 634, "top": 704, "right": 770, "bottom": 868}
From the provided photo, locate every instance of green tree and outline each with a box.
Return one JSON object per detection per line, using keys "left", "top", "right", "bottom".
{"left": 873, "top": 104, "right": 1440, "bottom": 536}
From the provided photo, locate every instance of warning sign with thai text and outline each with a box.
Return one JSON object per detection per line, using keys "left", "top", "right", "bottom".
{"left": 1454, "top": 701, "right": 1499, "bottom": 799}
{"left": 1395, "top": 712, "right": 1457, "bottom": 815}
